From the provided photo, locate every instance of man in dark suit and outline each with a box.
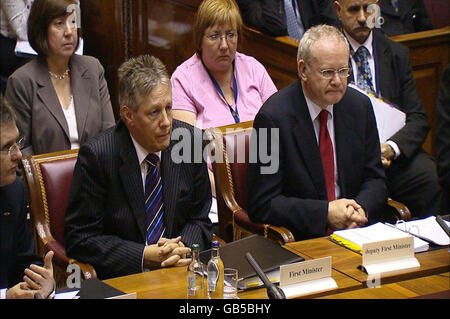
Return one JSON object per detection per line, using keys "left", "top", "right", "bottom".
{"left": 335, "top": 0, "right": 441, "bottom": 218}
{"left": 0, "top": 95, "right": 55, "bottom": 299}
{"left": 247, "top": 25, "right": 386, "bottom": 241}
{"left": 435, "top": 64, "right": 450, "bottom": 212}
{"left": 379, "top": 0, "right": 434, "bottom": 36}
{"left": 64, "top": 55, "right": 212, "bottom": 280}
{"left": 237, "top": 0, "right": 338, "bottom": 39}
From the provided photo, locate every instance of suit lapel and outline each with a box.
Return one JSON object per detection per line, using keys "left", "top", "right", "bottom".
{"left": 373, "top": 31, "right": 394, "bottom": 100}
{"left": 292, "top": 83, "right": 327, "bottom": 198}
{"left": 333, "top": 98, "right": 354, "bottom": 197}
{"left": 70, "top": 56, "right": 92, "bottom": 143}
{"left": 118, "top": 124, "right": 147, "bottom": 241}
{"left": 160, "top": 137, "right": 180, "bottom": 238}
{"left": 35, "top": 61, "right": 70, "bottom": 139}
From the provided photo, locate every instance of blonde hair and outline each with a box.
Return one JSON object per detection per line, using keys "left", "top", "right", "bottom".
{"left": 194, "top": 0, "right": 243, "bottom": 54}
{"left": 117, "top": 55, "right": 169, "bottom": 113}
{"left": 297, "top": 24, "right": 349, "bottom": 65}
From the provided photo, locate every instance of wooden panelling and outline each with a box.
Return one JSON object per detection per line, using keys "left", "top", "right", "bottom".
{"left": 80, "top": 0, "right": 127, "bottom": 120}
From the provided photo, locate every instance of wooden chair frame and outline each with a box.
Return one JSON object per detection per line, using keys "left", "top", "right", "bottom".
{"left": 21, "top": 149, "right": 96, "bottom": 287}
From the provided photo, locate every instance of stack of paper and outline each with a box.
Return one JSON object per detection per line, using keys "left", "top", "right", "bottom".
{"left": 331, "top": 222, "right": 429, "bottom": 253}
{"left": 391, "top": 216, "right": 450, "bottom": 246}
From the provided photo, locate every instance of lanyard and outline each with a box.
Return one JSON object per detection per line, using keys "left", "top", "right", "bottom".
{"left": 202, "top": 60, "right": 240, "bottom": 123}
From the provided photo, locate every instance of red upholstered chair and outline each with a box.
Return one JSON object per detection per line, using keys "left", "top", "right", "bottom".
{"left": 206, "top": 121, "right": 295, "bottom": 245}
{"left": 21, "top": 149, "right": 96, "bottom": 287}
{"left": 206, "top": 121, "right": 410, "bottom": 244}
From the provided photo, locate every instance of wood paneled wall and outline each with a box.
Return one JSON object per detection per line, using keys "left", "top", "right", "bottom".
{"left": 79, "top": 0, "right": 449, "bottom": 155}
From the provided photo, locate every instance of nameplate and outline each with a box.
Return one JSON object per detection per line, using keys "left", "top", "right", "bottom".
{"left": 361, "top": 237, "right": 420, "bottom": 275}
{"left": 278, "top": 257, "right": 337, "bottom": 298}
{"left": 280, "top": 256, "right": 332, "bottom": 286}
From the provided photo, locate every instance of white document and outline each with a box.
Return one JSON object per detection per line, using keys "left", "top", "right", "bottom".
{"left": 54, "top": 290, "right": 80, "bottom": 299}
{"left": 391, "top": 216, "right": 450, "bottom": 246}
{"left": 15, "top": 38, "right": 84, "bottom": 56}
{"left": 333, "top": 222, "right": 429, "bottom": 253}
{"left": 280, "top": 277, "right": 337, "bottom": 299}
{"left": 349, "top": 84, "right": 406, "bottom": 142}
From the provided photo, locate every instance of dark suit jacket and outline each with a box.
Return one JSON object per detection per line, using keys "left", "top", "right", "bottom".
{"left": 435, "top": 64, "right": 450, "bottom": 207}
{"left": 237, "top": 0, "right": 338, "bottom": 37}
{"left": 349, "top": 29, "right": 430, "bottom": 160}
{"left": 5, "top": 55, "right": 115, "bottom": 155}
{"left": 0, "top": 178, "right": 42, "bottom": 289}
{"left": 379, "top": 0, "right": 434, "bottom": 36}
{"left": 64, "top": 119, "right": 212, "bottom": 279}
{"left": 246, "top": 81, "right": 387, "bottom": 240}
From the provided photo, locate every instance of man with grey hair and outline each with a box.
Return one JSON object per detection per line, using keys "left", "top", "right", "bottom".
{"left": 247, "top": 24, "right": 386, "bottom": 240}
{"left": 65, "top": 55, "right": 212, "bottom": 279}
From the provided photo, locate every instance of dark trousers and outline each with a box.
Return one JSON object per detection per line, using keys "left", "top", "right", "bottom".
{"left": 386, "top": 149, "right": 442, "bottom": 218}
{"left": 0, "top": 34, "right": 32, "bottom": 94}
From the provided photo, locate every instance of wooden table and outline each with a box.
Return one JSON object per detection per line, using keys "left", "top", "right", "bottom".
{"left": 286, "top": 238, "right": 450, "bottom": 286}
{"left": 104, "top": 237, "right": 449, "bottom": 299}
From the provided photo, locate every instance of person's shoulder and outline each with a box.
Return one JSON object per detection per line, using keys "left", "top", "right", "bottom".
{"left": 259, "top": 80, "right": 300, "bottom": 116}
{"left": 71, "top": 54, "right": 104, "bottom": 71}
{"left": 1, "top": 178, "right": 25, "bottom": 198}
{"left": 172, "top": 54, "right": 201, "bottom": 74}
{"left": 9, "top": 58, "right": 40, "bottom": 80}
{"left": 374, "top": 29, "right": 409, "bottom": 56}
{"left": 235, "top": 51, "right": 266, "bottom": 70}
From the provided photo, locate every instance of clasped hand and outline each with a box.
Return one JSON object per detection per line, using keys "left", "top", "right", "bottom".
{"left": 327, "top": 199, "right": 368, "bottom": 230}
{"left": 144, "top": 236, "right": 192, "bottom": 269}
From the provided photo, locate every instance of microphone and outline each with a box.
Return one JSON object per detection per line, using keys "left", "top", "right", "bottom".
{"left": 245, "top": 252, "right": 286, "bottom": 299}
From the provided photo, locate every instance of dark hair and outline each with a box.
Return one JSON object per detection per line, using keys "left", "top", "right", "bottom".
{"left": 0, "top": 94, "right": 17, "bottom": 126}
{"left": 28, "top": 0, "right": 81, "bottom": 57}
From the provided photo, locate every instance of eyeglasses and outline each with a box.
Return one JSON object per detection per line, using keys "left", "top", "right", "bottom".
{"left": 204, "top": 32, "right": 238, "bottom": 44}
{"left": 318, "top": 67, "right": 352, "bottom": 79}
{"left": 1, "top": 136, "right": 25, "bottom": 159}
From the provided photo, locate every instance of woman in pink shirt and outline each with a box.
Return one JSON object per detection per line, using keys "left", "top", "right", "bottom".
{"left": 171, "top": 0, "right": 277, "bottom": 223}
{"left": 171, "top": 0, "right": 277, "bottom": 129}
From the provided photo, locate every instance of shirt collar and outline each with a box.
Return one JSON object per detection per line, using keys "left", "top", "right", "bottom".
{"left": 304, "top": 92, "right": 334, "bottom": 122}
{"left": 130, "top": 135, "right": 161, "bottom": 166}
{"left": 345, "top": 30, "right": 374, "bottom": 57}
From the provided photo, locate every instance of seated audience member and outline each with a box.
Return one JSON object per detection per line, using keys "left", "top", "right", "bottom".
{"left": 246, "top": 25, "right": 386, "bottom": 241}
{"left": 64, "top": 55, "right": 212, "bottom": 280}
{"left": 171, "top": 0, "right": 277, "bottom": 225}
{"left": 0, "top": 0, "right": 33, "bottom": 94}
{"left": 237, "top": 0, "right": 338, "bottom": 39}
{"left": 379, "top": 0, "right": 434, "bottom": 36}
{"left": 5, "top": 0, "right": 115, "bottom": 156}
{"left": 334, "top": 0, "right": 441, "bottom": 218}
{"left": 435, "top": 64, "right": 450, "bottom": 212}
{"left": 0, "top": 95, "right": 55, "bottom": 299}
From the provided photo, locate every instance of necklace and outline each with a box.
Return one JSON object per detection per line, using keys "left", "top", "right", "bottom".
{"left": 48, "top": 68, "right": 70, "bottom": 80}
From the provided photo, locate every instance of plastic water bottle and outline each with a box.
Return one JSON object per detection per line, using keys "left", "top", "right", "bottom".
{"left": 206, "top": 241, "right": 224, "bottom": 299}
{"left": 187, "top": 244, "right": 205, "bottom": 299}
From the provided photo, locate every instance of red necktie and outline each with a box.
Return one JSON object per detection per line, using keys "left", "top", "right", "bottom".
{"left": 319, "top": 110, "right": 335, "bottom": 201}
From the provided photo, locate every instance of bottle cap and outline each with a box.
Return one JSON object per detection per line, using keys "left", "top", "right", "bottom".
{"left": 211, "top": 240, "right": 220, "bottom": 248}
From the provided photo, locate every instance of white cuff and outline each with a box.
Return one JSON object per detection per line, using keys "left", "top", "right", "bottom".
{"left": 0, "top": 288, "right": 7, "bottom": 299}
{"left": 386, "top": 140, "right": 401, "bottom": 159}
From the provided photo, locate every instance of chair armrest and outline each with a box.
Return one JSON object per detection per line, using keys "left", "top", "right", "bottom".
{"left": 387, "top": 198, "right": 412, "bottom": 221}
{"left": 44, "top": 241, "right": 71, "bottom": 268}
{"left": 70, "top": 260, "right": 97, "bottom": 280}
{"left": 234, "top": 209, "right": 295, "bottom": 244}
{"left": 44, "top": 241, "right": 97, "bottom": 280}
{"left": 265, "top": 225, "right": 295, "bottom": 245}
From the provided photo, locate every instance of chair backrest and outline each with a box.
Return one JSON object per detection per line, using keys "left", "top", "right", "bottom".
{"left": 206, "top": 121, "right": 255, "bottom": 242}
{"left": 21, "top": 149, "right": 79, "bottom": 254}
